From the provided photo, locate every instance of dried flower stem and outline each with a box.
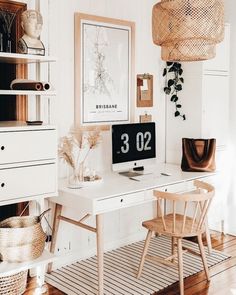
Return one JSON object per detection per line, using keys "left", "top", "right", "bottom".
{"left": 58, "top": 128, "right": 102, "bottom": 170}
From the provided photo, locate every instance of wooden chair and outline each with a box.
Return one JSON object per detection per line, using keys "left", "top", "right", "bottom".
{"left": 137, "top": 180, "right": 215, "bottom": 295}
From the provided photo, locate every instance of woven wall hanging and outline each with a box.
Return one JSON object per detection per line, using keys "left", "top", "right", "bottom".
{"left": 152, "top": 0, "right": 225, "bottom": 61}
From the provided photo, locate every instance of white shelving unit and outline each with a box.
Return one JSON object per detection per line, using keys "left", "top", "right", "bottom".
{"left": 0, "top": 52, "right": 58, "bottom": 285}
{"left": 0, "top": 121, "right": 58, "bottom": 279}
{"left": 0, "top": 52, "right": 56, "bottom": 64}
{"left": 0, "top": 120, "right": 55, "bottom": 130}
{"left": 0, "top": 90, "right": 56, "bottom": 96}
{"left": 0, "top": 0, "right": 58, "bottom": 289}
{"left": 0, "top": 251, "right": 57, "bottom": 277}
{"left": 0, "top": 52, "right": 56, "bottom": 106}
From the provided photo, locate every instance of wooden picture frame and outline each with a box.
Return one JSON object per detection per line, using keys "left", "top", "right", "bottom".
{"left": 137, "top": 74, "right": 153, "bottom": 107}
{"left": 75, "top": 13, "right": 135, "bottom": 129}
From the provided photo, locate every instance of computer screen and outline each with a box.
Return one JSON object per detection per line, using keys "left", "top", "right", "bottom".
{"left": 112, "top": 122, "right": 156, "bottom": 171}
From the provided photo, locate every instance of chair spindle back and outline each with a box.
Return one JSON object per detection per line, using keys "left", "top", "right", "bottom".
{"left": 154, "top": 180, "right": 215, "bottom": 236}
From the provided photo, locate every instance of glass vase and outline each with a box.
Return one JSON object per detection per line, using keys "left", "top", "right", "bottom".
{"left": 78, "top": 162, "right": 84, "bottom": 182}
{"left": 67, "top": 163, "right": 84, "bottom": 189}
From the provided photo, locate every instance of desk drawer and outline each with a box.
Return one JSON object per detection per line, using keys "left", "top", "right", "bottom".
{"left": 95, "top": 192, "right": 145, "bottom": 213}
{"left": 166, "top": 182, "right": 186, "bottom": 193}
{"left": 0, "top": 129, "right": 56, "bottom": 165}
{"left": 145, "top": 183, "right": 187, "bottom": 201}
{"left": 145, "top": 187, "right": 167, "bottom": 201}
{"left": 0, "top": 163, "right": 56, "bottom": 202}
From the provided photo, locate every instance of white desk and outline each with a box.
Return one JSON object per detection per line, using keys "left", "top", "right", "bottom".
{"left": 48, "top": 163, "right": 215, "bottom": 295}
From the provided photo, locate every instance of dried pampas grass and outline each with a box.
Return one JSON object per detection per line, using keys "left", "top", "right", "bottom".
{"left": 58, "top": 128, "right": 102, "bottom": 169}
{"left": 87, "top": 130, "right": 102, "bottom": 149}
{"left": 58, "top": 136, "right": 76, "bottom": 169}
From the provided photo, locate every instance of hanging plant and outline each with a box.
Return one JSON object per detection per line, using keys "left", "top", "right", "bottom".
{"left": 163, "top": 62, "right": 186, "bottom": 120}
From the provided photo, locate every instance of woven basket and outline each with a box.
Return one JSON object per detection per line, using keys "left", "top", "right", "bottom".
{"left": 0, "top": 271, "right": 27, "bottom": 295}
{"left": 0, "top": 210, "right": 49, "bottom": 263}
{"left": 0, "top": 232, "right": 46, "bottom": 263}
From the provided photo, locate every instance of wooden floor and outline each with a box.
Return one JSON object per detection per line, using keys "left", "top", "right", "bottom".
{"left": 24, "top": 231, "right": 236, "bottom": 295}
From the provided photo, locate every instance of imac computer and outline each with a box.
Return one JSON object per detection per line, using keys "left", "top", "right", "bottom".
{"left": 111, "top": 122, "right": 156, "bottom": 175}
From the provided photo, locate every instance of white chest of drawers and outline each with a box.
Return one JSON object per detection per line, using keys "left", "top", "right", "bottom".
{"left": 0, "top": 121, "right": 57, "bottom": 206}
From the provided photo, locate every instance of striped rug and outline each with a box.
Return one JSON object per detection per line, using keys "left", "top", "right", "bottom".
{"left": 46, "top": 236, "right": 230, "bottom": 295}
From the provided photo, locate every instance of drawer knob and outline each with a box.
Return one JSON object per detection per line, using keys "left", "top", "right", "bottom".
{"left": 1, "top": 183, "right": 5, "bottom": 188}
{"left": 1, "top": 146, "right": 5, "bottom": 151}
{"left": 120, "top": 199, "right": 123, "bottom": 203}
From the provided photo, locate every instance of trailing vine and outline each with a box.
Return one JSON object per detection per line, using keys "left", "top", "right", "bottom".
{"left": 163, "top": 62, "right": 186, "bottom": 120}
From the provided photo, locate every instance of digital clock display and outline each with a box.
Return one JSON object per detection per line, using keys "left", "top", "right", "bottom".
{"left": 112, "top": 122, "right": 156, "bottom": 164}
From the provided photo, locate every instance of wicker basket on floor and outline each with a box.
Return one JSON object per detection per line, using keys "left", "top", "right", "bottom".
{"left": 0, "top": 271, "right": 27, "bottom": 295}
{"left": 0, "top": 210, "right": 49, "bottom": 263}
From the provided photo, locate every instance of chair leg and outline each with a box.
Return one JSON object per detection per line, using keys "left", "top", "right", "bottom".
{"left": 171, "top": 237, "right": 175, "bottom": 262}
{"left": 205, "top": 220, "right": 212, "bottom": 254}
{"left": 137, "top": 230, "right": 152, "bottom": 279}
{"left": 177, "top": 238, "right": 184, "bottom": 295}
{"left": 197, "top": 234, "right": 210, "bottom": 281}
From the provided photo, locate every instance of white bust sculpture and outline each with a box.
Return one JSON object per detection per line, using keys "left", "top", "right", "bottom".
{"left": 18, "top": 10, "right": 45, "bottom": 55}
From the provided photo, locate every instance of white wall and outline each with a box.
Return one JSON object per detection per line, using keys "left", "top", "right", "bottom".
{"left": 45, "top": 0, "right": 166, "bottom": 267}
{"left": 48, "top": 0, "right": 166, "bottom": 174}
{"left": 222, "top": 1, "right": 236, "bottom": 235}
{"left": 225, "top": 3, "right": 236, "bottom": 143}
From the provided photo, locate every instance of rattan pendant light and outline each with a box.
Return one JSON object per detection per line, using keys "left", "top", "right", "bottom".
{"left": 152, "top": 0, "right": 225, "bottom": 61}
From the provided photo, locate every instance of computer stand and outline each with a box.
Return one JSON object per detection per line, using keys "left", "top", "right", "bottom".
{"left": 119, "top": 166, "right": 146, "bottom": 178}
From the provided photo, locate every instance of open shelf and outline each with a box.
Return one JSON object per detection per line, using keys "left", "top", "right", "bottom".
{"left": 0, "top": 52, "right": 56, "bottom": 64}
{"left": 0, "top": 121, "right": 56, "bottom": 131}
{"left": 0, "top": 251, "right": 57, "bottom": 277}
{"left": 0, "top": 90, "right": 56, "bottom": 96}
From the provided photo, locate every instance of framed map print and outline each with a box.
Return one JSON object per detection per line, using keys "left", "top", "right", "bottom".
{"left": 75, "top": 13, "right": 135, "bottom": 128}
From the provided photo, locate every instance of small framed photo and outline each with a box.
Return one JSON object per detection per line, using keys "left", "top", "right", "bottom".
{"left": 75, "top": 13, "right": 135, "bottom": 128}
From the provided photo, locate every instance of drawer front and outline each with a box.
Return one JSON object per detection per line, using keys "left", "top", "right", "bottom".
{"left": 145, "top": 183, "right": 187, "bottom": 201}
{"left": 95, "top": 192, "right": 145, "bottom": 213}
{"left": 166, "top": 182, "right": 187, "bottom": 193}
{"left": 0, "top": 163, "right": 56, "bottom": 202}
{"left": 145, "top": 186, "right": 168, "bottom": 201}
{"left": 0, "top": 129, "right": 56, "bottom": 164}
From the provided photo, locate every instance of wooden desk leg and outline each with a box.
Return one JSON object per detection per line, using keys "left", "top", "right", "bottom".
{"left": 48, "top": 203, "right": 62, "bottom": 273}
{"left": 96, "top": 214, "right": 104, "bottom": 295}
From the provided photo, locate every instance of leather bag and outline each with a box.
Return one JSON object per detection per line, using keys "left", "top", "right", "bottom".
{"left": 181, "top": 138, "right": 216, "bottom": 172}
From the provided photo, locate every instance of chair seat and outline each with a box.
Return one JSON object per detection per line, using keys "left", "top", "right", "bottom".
{"left": 142, "top": 214, "right": 205, "bottom": 238}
